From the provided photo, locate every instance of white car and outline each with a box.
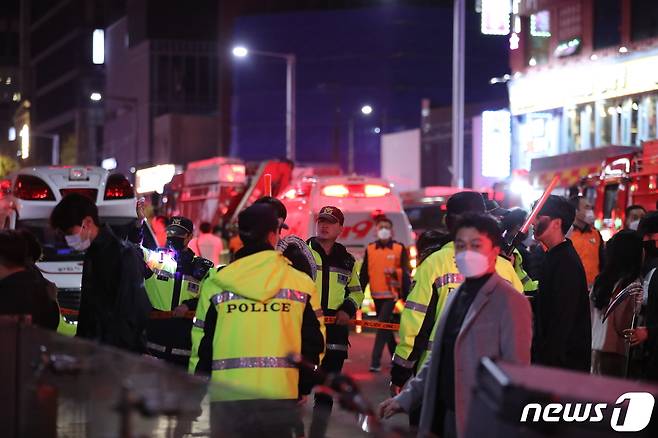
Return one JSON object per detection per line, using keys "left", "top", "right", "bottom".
{"left": 0, "top": 166, "right": 149, "bottom": 327}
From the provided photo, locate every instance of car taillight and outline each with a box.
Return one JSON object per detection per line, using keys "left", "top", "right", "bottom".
{"left": 104, "top": 174, "right": 134, "bottom": 200}
{"left": 322, "top": 183, "right": 391, "bottom": 198}
{"left": 322, "top": 184, "right": 350, "bottom": 197}
{"left": 14, "top": 175, "right": 55, "bottom": 200}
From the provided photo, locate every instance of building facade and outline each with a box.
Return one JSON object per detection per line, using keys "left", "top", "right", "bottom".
{"left": 102, "top": 0, "right": 220, "bottom": 176}
{"left": 509, "top": 0, "right": 658, "bottom": 178}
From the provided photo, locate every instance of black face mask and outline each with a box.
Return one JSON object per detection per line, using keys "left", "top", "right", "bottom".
{"left": 534, "top": 217, "right": 552, "bottom": 240}
{"left": 166, "top": 236, "right": 185, "bottom": 252}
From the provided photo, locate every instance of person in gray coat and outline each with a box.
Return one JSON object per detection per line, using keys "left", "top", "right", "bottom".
{"left": 379, "top": 213, "right": 532, "bottom": 438}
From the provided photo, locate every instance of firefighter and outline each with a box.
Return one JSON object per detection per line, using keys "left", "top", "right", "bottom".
{"left": 390, "top": 192, "right": 523, "bottom": 400}
{"left": 190, "top": 204, "right": 325, "bottom": 437}
{"left": 307, "top": 205, "right": 364, "bottom": 438}
{"left": 569, "top": 195, "right": 605, "bottom": 290}
{"left": 360, "top": 215, "right": 411, "bottom": 372}
{"left": 135, "top": 209, "right": 214, "bottom": 367}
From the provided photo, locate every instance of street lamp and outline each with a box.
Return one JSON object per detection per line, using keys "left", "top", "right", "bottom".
{"left": 232, "top": 45, "right": 296, "bottom": 161}
{"left": 348, "top": 104, "right": 374, "bottom": 174}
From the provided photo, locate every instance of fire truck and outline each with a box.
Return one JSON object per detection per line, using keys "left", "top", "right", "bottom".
{"left": 527, "top": 142, "right": 658, "bottom": 241}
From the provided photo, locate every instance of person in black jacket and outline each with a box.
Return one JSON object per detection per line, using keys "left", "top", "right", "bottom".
{"left": 626, "top": 212, "right": 658, "bottom": 381}
{"left": 50, "top": 194, "right": 151, "bottom": 353}
{"left": 531, "top": 195, "right": 592, "bottom": 372}
{"left": 0, "top": 230, "right": 59, "bottom": 329}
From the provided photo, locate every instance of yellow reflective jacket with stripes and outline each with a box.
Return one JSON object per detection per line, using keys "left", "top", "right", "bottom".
{"left": 189, "top": 248, "right": 325, "bottom": 401}
{"left": 391, "top": 241, "right": 523, "bottom": 386}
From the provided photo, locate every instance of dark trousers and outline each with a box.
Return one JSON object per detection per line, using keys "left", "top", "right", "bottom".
{"left": 432, "top": 404, "right": 457, "bottom": 438}
{"left": 211, "top": 400, "right": 298, "bottom": 438}
{"left": 370, "top": 299, "right": 397, "bottom": 368}
{"left": 309, "top": 350, "right": 346, "bottom": 438}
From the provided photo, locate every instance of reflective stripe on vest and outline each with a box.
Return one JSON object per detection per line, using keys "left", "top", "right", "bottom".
{"left": 147, "top": 342, "right": 191, "bottom": 357}
{"left": 404, "top": 300, "right": 429, "bottom": 313}
{"left": 393, "top": 354, "right": 415, "bottom": 369}
{"left": 212, "top": 289, "right": 308, "bottom": 306}
{"left": 326, "top": 343, "right": 348, "bottom": 352}
{"left": 212, "top": 357, "right": 295, "bottom": 371}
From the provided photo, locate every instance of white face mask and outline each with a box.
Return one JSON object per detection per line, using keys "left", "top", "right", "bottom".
{"left": 65, "top": 231, "right": 91, "bottom": 252}
{"left": 584, "top": 210, "right": 595, "bottom": 225}
{"left": 377, "top": 228, "right": 392, "bottom": 240}
{"left": 628, "top": 220, "right": 640, "bottom": 231}
{"left": 455, "top": 250, "right": 490, "bottom": 278}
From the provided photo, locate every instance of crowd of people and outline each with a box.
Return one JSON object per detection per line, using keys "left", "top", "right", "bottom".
{"left": 1, "top": 189, "right": 658, "bottom": 437}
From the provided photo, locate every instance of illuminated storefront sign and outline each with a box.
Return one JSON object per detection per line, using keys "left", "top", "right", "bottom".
{"left": 481, "top": 0, "right": 511, "bottom": 36}
{"left": 135, "top": 164, "right": 177, "bottom": 194}
{"left": 509, "top": 52, "right": 658, "bottom": 114}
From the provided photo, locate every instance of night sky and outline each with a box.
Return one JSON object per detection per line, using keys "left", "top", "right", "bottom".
{"left": 230, "top": 4, "right": 509, "bottom": 174}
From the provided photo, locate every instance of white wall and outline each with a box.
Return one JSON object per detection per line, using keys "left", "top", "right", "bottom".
{"left": 380, "top": 129, "right": 420, "bottom": 192}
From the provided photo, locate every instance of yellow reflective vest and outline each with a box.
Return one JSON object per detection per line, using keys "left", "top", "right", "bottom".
{"left": 191, "top": 250, "right": 324, "bottom": 402}
{"left": 308, "top": 239, "right": 363, "bottom": 355}
{"left": 141, "top": 247, "right": 202, "bottom": 310}
{"left": 392, "top": 242, "right": 523, "bottom": 381}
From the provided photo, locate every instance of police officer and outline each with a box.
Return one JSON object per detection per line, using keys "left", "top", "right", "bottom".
{"left": 307, "top": 206, "right": 364, "bottom": 437}
{"left": 190, "top": 204, "right": 325, "bottom": 437}
{"left": 139, "top": 215, "right": 214, "bottom": 367}
{"left": 390, "top": 192, "right": 523, "bottom": 401}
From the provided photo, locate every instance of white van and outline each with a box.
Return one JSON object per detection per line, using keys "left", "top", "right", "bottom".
{"left": 0, "top": 166, "right": 148, "bottom": 327}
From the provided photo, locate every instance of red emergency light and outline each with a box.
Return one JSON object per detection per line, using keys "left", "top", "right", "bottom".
{"left": 322, "top": 184, "right": 391, "bottom": 198}
{"left": 104, "top": 174, "right": 134, "bottom": 200}
{"left": 14, "top": 175, "right": 55, "bottom": 200}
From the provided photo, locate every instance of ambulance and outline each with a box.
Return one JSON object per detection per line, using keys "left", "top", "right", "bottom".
{"left": 0, "top": 166, "right": 146, "bottom": 334}
{"left": 279, "top": 174, "right": 417, "bottom": 316}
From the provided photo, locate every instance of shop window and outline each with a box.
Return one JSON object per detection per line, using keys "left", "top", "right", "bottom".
{"left": 631, "top": 1, "right": 658, "bottom": 41}
{"left": 528, "top": 10, "right": 550, "bottom": 65}
{"left": 603, "top": 184, "right": 619, "bottom": 219}
{"left": 594, "top": 0, "right": 621, "bottom": 49}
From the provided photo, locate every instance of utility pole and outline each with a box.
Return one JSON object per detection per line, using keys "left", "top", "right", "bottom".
{"left": 451, "top": 0, "right": 465, "bottom": 188}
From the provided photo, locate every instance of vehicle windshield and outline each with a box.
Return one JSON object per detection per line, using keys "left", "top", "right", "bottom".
{"left": 16, "top": 218, "right": 139, "bottom": 262}
{"left": 404, "top": 204, "right": 446, "bottom": 233}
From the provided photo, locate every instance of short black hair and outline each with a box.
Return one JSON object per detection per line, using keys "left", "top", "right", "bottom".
{"left": 453, "top": 213, "right": 503, "bottom": 248}
{"left": 0, "top": 230, "right": 28, "bottom": 268}
{"left": 539, "top": 195, "right": 575, "bottom": 235}
{"left": 568, "top": 195, "right": 585, "bottom": 210}
{"left": 445, "top": 191, "right": 486, "bottom": 233}
{"left": 254, "top": 196, "right": 287, "bottom": 221}
{"left": 375, "top": 216, "right": 393, "bottom": 227}
{"left": 199, "top": 222, "right": 212, "bottom": 234}
{"left": 239, "top": 204, "right": 279, "bottom": 246}
{"left": 626, "top": 204, "right": 646, "bottom": 218}
{"left": 50, "top": 193, "right": 100, "bottom": 232}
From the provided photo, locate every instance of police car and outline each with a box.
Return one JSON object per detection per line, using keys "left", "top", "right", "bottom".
{"left": 0, "top": 166, "right": 146, "bottom": 331}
